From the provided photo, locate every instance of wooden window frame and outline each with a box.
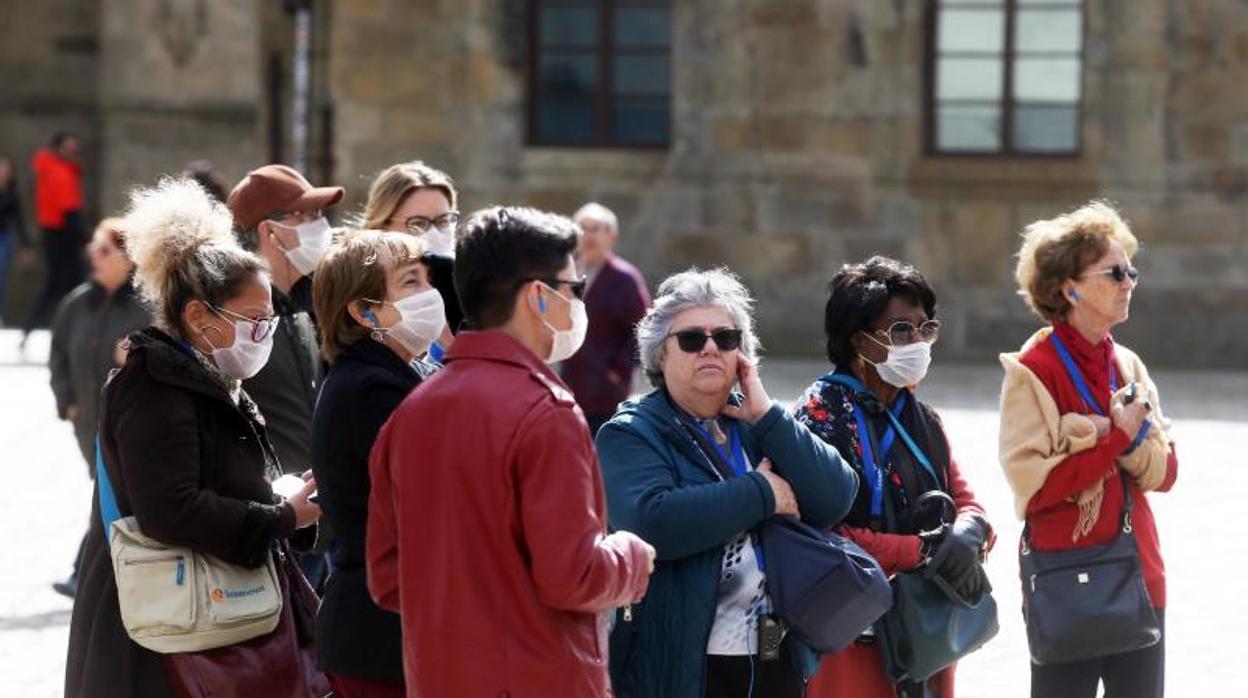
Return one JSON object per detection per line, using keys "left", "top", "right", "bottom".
{"left": 526, "top": 0, "right": 672, "bottom": 149}
{"left": 923, "top": 0, "right": 1086, "bottom": 158}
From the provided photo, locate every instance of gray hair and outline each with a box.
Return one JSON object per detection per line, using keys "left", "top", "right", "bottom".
{"left": 572, "top": 201, "right": 618, "bottom": 232}
{"left": 636, "top": 267, "right": 760, "bottom": 387}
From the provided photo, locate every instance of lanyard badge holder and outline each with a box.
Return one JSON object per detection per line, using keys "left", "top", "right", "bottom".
{"left": 687, "top": 417, "right": 782, "bottom": 661}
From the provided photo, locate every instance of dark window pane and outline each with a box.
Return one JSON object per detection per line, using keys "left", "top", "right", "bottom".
{"left": 1016, "top": 8, "right": 1081, "bottom": 52}
{"left": 938, "top": 8, "right": 1005, "bottom": 53}
{"left": 616, "top": 7, "right": 671, "bottom": 48}
{"left": 937, "top": 57, "right": 1003, "bottom": 100}
{"left": 613, "top": 54, "right": 670, "bottom": 95}
{"left": 1013, "top": 104, "right": 1078, "bottom": 151}
{"left": 936, "top": 103, "right": 1002, "bottom": 151}
{"left": 538, "top": 53, "right": 598, "bottom": 98}
{"left": 611, "top": 96, "right": 670, "bottom": 143}
{"left": 1013, "top": 57, "right": 1080, "bottom": 101}
{"left": 538, "top": 99, "right": 596, "bottom": 143}
{"left": 540, "top": 6, "right": 599, "bottom": 48}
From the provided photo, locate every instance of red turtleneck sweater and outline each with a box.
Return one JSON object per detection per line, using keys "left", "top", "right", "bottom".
{"left": 1018, "top": 322, "right": 1179, "bottom": 607}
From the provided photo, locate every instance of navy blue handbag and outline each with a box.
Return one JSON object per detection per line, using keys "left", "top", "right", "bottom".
{"left": 760, "top": 515, "right": 893, "bottom": 654}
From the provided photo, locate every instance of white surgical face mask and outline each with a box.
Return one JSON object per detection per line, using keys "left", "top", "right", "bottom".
{"left": 206, "top": 315, "right": 279, "bottom": 380}
{"left": 366, "top": 288, "right": 446, "bottom": 357}
{"left": 273, "top": 217, "right": 332, "bottom": 276}
{"left": 860, "top": 333, "right": 932, "bottom": 388}
{"left": 421, "top": 225, "right": 456, "bottom": 258}
{"left": 539, "top": 284, "right": 588, "bottom": 364}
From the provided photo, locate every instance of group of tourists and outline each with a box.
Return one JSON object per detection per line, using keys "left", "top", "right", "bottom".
{"left": 41, "top": 141, "right": 1175, "bottom": 698}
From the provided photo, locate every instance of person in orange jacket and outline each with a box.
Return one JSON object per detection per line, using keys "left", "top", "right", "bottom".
{"left": 20, "top": 131, "right": 87, "bottom": 345}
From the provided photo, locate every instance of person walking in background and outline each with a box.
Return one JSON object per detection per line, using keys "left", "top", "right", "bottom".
{"left": 367, "top": 206, "right": 655, "bottom": 697}
{"left": 595, "top": 267, "right": 858, "bottom": 698}
{"left": 561, "top": 202, "right": 650, "bottom": 434}
{"left": 20, "top": 131, "right": 86, "bottom": 346}
{"left": 360, "top": 160, "right": 462, "bottom": 359}
{"left": 227, "top": 163, "right": 343, "bottom": 590}
{"left": 795, "top": 257, "right": 994, "bottom": 698}
{"left": 183, "top": 159, "right": 230, "bottom": 204}
{"left": 47, "top": 218, "right": 150, "bottom": 598}
{"left": 310, "top": 230, "right": 444, "bottom": 697}
{"left": 0, "top": 156, "right": 33, "bottom": 325}
{"left": 65, "top": 177, "right": 321, "bottom": 697}
{"left": 1001, "top": 201, "right": 1177, "bottom": 698}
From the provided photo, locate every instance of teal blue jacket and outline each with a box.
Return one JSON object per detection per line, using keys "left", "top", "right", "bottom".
{"left": 597, "top": 389, "right": 859, "bottom": 697}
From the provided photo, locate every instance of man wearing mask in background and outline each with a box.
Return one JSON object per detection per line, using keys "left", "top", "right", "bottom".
{"left": 367, "top": 206, "right": 656, "bottom": 697}
{"left": 562, "top": 202, "right": 650, "bottom": 435}
{"left": 228, "top": 165, "right": 343, "bottom": 587}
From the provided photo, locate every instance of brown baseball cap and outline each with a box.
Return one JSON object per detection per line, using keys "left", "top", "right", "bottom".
{"left": 227, "top": 164, "right": 344, "bottom": 231}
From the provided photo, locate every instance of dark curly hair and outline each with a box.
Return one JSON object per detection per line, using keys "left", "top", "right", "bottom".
{"left": 824, "top": 256, "right": 937, "bottom": 367}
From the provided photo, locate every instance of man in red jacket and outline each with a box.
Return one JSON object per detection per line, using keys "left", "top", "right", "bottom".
{"left": 21, "top": 131, "right": 87, "bottom": 345}
{"left": 367, "top": 206, "right": 655, "bottom": 697}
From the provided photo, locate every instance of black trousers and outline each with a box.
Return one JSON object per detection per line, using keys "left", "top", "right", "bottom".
{"left": 1031, "top": 608, "right": 1165, "bottom": 698}
{"left": 705, "top": 647, "right": 804, "bottom": 698}
{"left": 23, "top": 214, "right": 86, "bottom": 334}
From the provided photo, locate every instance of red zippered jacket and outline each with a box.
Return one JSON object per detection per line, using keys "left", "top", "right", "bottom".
{"left": 32, "top": 147, "right": 83, "bottom": 229}
{"left": 367, "top": 330, "right": 653, "bottom": 697}
{"left": 1018, "top": 322, "right": 1178, "bottom": 607}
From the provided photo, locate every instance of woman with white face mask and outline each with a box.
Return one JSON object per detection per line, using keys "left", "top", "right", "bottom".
{"left": 361, "top": 160, "right": 463, "bottom": 359}
{"left": 309, "top": 230, "right": 445, "bottom": 697}
{"left": 794, "top": 256, "right": 995, "bottom": 698}
{"left": 66, "top": 177, "right": 324, "bottom": 698}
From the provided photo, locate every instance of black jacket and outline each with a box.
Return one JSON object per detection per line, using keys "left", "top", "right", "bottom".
{"left": 65, "top": 327, "right": 306, "bottom": 698}
{"left": 311, "top": 338, "right": 432, "bottom": 683}
{"left": 242, "top": 276, "right": 322, "bottom": 473}
{"left": 48, "top": 280, "right": 150, "bottom": 468}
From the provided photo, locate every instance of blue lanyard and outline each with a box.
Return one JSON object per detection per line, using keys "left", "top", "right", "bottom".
{"left": 691, "top": 419, "right": 765, "bottom": 571}
{"left": 1048, "top": 331, "right": 1116, "bottom": 416}
{"left": 820, "top": 373, "right": 940, "bottom": 518}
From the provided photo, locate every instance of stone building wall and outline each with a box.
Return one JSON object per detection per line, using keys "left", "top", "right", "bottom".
{"left": 328, "top": 0, "right": 1248, "bottom": 366}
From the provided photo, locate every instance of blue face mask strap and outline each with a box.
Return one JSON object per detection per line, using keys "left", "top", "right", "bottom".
{"left": 96, "top": 435, "right": 121, "bottom": 535}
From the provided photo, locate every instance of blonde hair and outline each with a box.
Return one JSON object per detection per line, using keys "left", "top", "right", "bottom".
{"left": 360, "top": 161, "right": 457, "bottom": 230}
{"left": 313, "top": 229, "right": 426, "bottom": 362}
{"left": 123, "top": 177, "right": 265, "bottom": 334}
{"left": 1014, "top": 200, "right": 1140, "bottom": 322}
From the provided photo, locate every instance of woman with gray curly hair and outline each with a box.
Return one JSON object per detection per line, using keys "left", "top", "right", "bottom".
{"left": 596, "top": 267, "right": 859, "bottom": 698}
{"left": 65, "top": 177, "right": 324, "bottom": 697}
{"left": 1000, "top": 201, "right": 1177, "bottom": 697}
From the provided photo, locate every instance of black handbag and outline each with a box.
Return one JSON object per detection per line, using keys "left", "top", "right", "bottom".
{"left": 1020, "top": 469, "right": 1160, "bottom": 665}
{"left": 760, "top": 515, "right": 893, "bottom": 654}
{"left": 874, "top": 492, "right": 999, "bottom": 683}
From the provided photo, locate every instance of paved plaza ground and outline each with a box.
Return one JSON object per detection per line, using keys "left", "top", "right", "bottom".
{"left": 1, "top": 328, "right": 1243, "bottom": 696}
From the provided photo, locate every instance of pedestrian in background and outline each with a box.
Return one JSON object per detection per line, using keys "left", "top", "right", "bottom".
{"left": 795, "top": 256, "right": 993, "bottom": 698}
{"left": 360, "top": 160, "right": 462, "bottom": 358}
{"left": 0, "top": 156, "right": 33, "bottom": 325}
{"left": 20, "top": 131, "right": 86, "bottom": 346}
{"left": 561, "top": 202, "right": 650, "bottom": 434}
{"left": 47, "top": 217, "right": 149, "bottom": 598}
{"left": 367, "top": 206, "right": 655, "bottom": 696}
{"left": 66, "top": 177, "right": 321, "bottom": 697}
{"left": 596, "top": 268, "right": 858, "bottom": 698}
{"left": 310, "top": 230, "right": 445, "bottom": 697}
{"left": 1001, "top": 201, "right": 1177, "bottom": 698}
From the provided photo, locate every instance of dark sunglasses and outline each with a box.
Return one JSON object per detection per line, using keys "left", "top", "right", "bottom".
{"left": 1083, "top": 263, "right": 1139, "bottom": 284}
{"left": 667, "top": 327, "right": 743, "bottom": 353}
{"left": 534, "top": 277, "right": 588, "bottom": 300}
